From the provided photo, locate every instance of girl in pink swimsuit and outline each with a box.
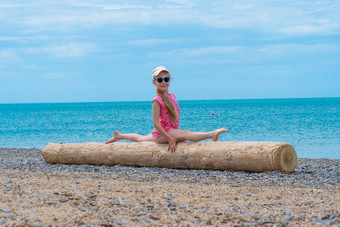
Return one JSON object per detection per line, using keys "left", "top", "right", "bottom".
{"left": 105, "top": 66, "right": 228, "bottom": 152}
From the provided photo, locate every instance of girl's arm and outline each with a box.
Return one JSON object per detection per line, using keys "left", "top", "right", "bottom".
{"left": 152, "top": 101, "right": 178, "bottom": 152}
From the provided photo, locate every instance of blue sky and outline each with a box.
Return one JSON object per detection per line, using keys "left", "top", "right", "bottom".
{"left": 0, "top": 0, "right": 339, "bottom": 103}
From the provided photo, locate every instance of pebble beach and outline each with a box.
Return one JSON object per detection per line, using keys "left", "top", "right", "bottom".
{"left": 0, "top": 147, "right": 339, "bottom": 226}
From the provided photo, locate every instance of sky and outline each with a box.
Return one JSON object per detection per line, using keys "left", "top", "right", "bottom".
{"left": 0, "top": 0, "right": 339, "bottom": 103}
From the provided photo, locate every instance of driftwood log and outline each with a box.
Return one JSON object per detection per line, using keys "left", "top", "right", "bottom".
{"left": 42, "top": 141, "right": 297, "bottom": 173}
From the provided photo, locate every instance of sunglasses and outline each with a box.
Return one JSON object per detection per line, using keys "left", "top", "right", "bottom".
{"left": 155, "top": 77, "right": 170, "bottom": 83}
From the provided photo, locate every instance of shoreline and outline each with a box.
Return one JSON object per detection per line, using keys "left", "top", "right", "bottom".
{"left": 1, "top": 148, "right": 339, "bottom": 226}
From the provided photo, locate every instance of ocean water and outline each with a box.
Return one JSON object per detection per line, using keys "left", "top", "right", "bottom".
{"left": 0, "top": 98, "right": 339, "bottom": 159}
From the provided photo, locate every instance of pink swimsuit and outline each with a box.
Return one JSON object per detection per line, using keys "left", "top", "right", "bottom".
{"left": 151, "top": 93, "right": 180, "bottom": 139}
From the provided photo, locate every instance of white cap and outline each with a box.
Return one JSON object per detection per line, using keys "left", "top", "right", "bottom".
{"left": 152, "top": 66, "right": 169, "bottom": 78}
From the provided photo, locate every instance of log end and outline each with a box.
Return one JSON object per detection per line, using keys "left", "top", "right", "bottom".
{"left": 41, "top": 143, "right": 56, "bottom": 163}
{"left": 277, "top": 143, "right": 297, "bottom": 173}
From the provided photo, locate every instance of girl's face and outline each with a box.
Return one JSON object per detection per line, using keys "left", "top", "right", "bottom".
{"left": 153, "top": 71, "right": 170, "bottom": 92}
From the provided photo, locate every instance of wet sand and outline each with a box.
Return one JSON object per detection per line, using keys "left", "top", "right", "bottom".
{"left": 0, "top": 148, "right": 339, "bottom": 226}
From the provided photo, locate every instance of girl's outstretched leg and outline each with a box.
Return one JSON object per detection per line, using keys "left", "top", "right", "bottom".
{"left": 167, "top": 128, "right": 228, "bottom": 142}
{"left": 105, "top": 130, "right": 155, "bottom": 144}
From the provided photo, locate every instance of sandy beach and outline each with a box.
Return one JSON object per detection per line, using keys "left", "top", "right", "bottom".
{"left": 0, "top": 147, "right": 339, "bottom": 226}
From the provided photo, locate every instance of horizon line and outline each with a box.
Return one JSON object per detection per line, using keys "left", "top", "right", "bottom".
{"left": 1, "top": 96, "right": 339, "bottom": 105}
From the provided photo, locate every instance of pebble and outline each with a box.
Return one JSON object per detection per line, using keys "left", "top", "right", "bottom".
{"left": 59, "top": 198, "right": 68, "bottom": 203}
{"left": 322, "top": 213, "right": 336, "bottom": 220}
{"left": 27, "top": 223, "right": 43, "bottom": 227}
{"left": 150, "top": 216, "right": 160, "bottom": 221}
{"left": 322, "top": 219, "right": 335, "bottom": 225}
{"left": 118, "top": 197, "right": 124, "bottom": 205}
{"left": 312, "top": 189, "right": 324, "bottom": 193}
{"left": 314, "top": 218, "right": 322, "bottom": 223}
{"left": 114, "top": 218, "right": 129, "bottom": 226}
{"left": 281, "top": 215, "right": 293, "bottom": 223}
{"left": 139, "top": 218, "right": 151, "bottom": 224}
{"left": 1, "top": 208, "right": 12, "bottom": 213}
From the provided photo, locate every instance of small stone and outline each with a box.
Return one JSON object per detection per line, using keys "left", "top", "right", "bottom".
{"left": 178, "top": 204, "right": 188, "bottom": 208}
{"left": 251, "top": 195, "right": 259, "bottom": 200}
{"left": 59, "top": 198, "right": 68, "bottom": 203}
{"left": 1, "top": 208, "right": 12, "bottom": 213}
{"left": 242, "top": 222, "right": 260, "bottom": 226}
{"left": 314, "top": 218, "right": 322, "bottom": 223}
{"left": 118, "top": 197, "right": 124, "bottom": 204}
{"left": 114, "top": 218, "right": 129, "bottom": 226}
{"left": 322, "top": 213, "right": 336, "bottom": 220}
{"left": 27, "top": 223, "right": 43, "bottom": 227}
{"left": 281, "top": 215, "right": 293, "bottom": 223}
{"left": 206, "top": 219, "right": 214, "bottom": 225}
{"left": 73, "top": 201, "right": 80, "bottom": 206}
{"left": 139, "top": 218, "right": 151, "bottom": 224}
{"left": 312, "top": 189, "right": 324, "bottom": 193}
{"left": 89, "top": 194, "right": 97, "bottom": 199}
{"left": 137, "top": 212, "right": 147, "bottom": 217}
{"left": 322, "top": 219, "right": 335, "bottom": 225}
{"left": 167, "top": 203, "right": 177, "bottom": 210}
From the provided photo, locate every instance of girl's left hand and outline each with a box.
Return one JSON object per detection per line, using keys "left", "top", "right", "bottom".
{"left": 168, "top": 136, "right": 178, "bottom": 153}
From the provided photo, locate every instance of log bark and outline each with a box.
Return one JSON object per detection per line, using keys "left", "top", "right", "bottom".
{"left": 42, "top": 141, "right": 297, "bottom": 173}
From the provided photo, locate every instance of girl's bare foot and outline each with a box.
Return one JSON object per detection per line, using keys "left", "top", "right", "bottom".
{"left": 105, "top": 130, "right": 122, "bottom": 144}
{"left": 212, "top": 128, "right": 228, "bottom": 141}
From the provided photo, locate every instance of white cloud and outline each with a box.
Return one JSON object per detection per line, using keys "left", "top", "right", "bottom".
{"left": 151, "top": 45, "right": 243, "bottom": 58}
{"left": 41, "top": 72, "right": 66, "bottom": 79}
{"left": 0, "top": 0, "right": 339, "bottom": 38}
{"left": 257, "top": 44, "right": 340, "bottom": 54}
{"left": 0, "top": 3, "right": 38, "bottom": 8}
{"left": 0, "top": 36, "right": 21, "bottom": 41}
{"left": 103, "top": 4, "right": 150, "bottom": 10}
{"left": 163, "top": 0, "right": 195, "bottom": 9}
{"left": 66, "top": 2, "right": 150, "bottom": 10}
{"left": 0, "top": 50, "right": 19, "bottom": 59}
{"left": 0, "top": 36, "right": 49, "bottom": 42}
{"left": 150, "top": 43, "right": 340, "bottom": 63}
{"left": 281, "top": 23, "right": 340, "bottom": 35}
{"left": 27, "top": 43, "right": 96, "bottom": 58}
{"left": 126, "top": 38, "right": 184, "bottom": 45}
{"left": 182, "top": 46, "right": 243, "bottom": 57}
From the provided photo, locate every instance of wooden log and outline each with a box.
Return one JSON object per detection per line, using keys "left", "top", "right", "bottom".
{"left": 42, "top": 141, "right": 297, "bottom": 173}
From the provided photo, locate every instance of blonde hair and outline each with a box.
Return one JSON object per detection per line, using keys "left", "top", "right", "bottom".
{"left": 154, "top": 73, "right": 177, "bottom": 123}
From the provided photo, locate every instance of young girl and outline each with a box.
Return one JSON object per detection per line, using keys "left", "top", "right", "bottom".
{"left": 105, "top": 66, "right": 228, "bottom": 152}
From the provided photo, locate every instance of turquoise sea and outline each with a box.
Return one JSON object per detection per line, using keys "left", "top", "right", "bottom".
{"left": 0, "top": 98, "right": 339, "bottom": 159}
